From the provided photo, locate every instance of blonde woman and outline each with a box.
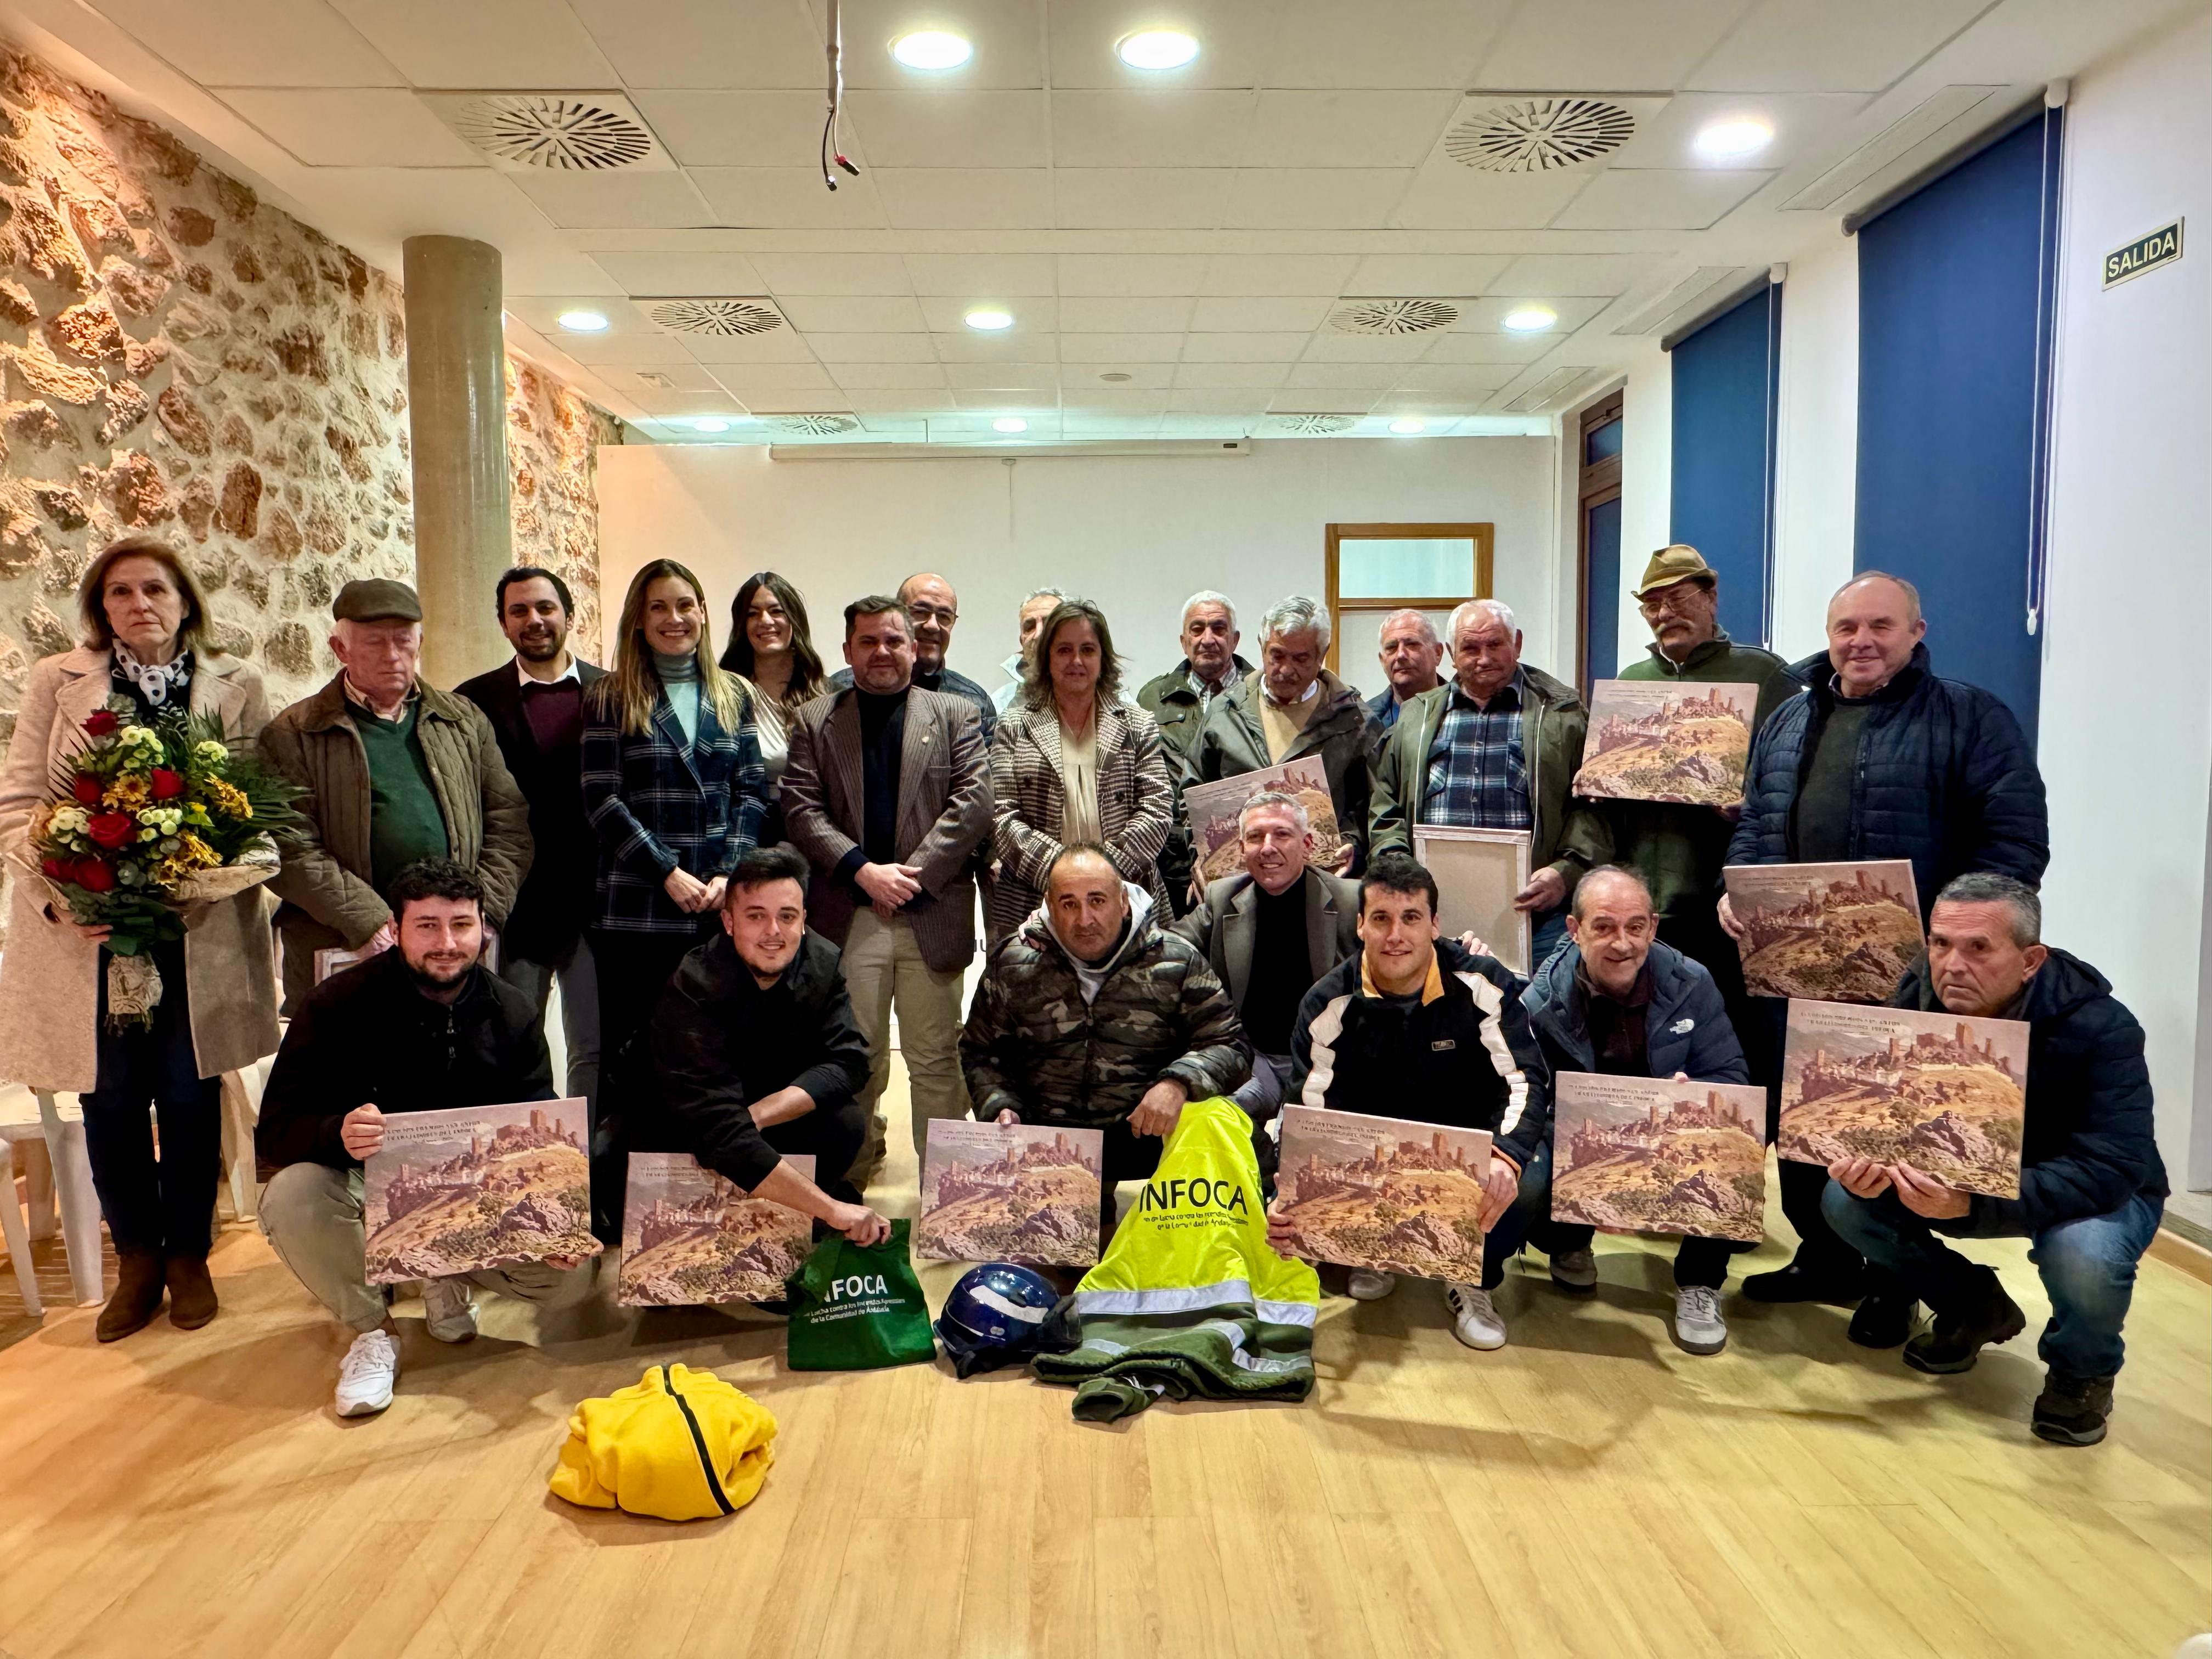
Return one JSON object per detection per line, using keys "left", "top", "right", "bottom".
{"left": 582, "top": 558, "right": 769, "bottom": 1071}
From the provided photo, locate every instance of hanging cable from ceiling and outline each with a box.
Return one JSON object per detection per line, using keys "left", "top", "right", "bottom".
{"left": 820, "top": 0, "right": 860, "bottom": 190}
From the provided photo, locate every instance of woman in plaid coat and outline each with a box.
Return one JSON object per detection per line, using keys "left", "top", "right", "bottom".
{"left": 988, "top": 598, "right": 1175, "bottom": 942}
{"left": 583, "top": 558, "right": 770, "bottom": 1077}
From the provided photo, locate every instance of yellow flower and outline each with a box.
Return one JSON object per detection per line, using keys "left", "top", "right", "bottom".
{"left": 201, "top": 777, "right": 252, "bottom": 820}
{"left": 104, "top": 774, "right": 150, "bottom": 811}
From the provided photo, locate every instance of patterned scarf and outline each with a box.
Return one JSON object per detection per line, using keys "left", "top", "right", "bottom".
{"left": 112, "top": 640, "right": 191, "bottom": 708}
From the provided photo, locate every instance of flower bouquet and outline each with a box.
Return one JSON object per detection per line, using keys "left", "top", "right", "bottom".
{"left": 15, "top": 702, "right": 302, "bottom": 1027}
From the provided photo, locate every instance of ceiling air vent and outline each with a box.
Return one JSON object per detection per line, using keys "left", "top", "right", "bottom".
{"left": 1327, "top": 297, "right": 1458, "bottom": 336}
{"left": 646, "top": 297, "right": 788, "bottom": 337}
{"left": 1268, "top": 414, "right": 1358, "bottom": 436}
{"left": 768, "top": 414, "right": 860, "bottom": 437}
{"left": 431, "top": 92, "right": 673, "bottom": 172}
{"left": 1446, "top": 97, "right": 1635, "bottom": 172}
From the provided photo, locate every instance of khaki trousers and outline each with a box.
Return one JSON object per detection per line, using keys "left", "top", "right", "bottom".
{"left": 840, "top": 908, "right": 969, "bottom": 1186}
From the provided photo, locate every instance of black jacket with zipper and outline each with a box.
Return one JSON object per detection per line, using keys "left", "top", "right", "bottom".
{"left": 255, "top": 946, "right": 554, "bottom": 1173}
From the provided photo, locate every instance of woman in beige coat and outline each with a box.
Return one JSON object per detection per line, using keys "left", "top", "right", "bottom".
{"left": 0, "top": 535, "right": 278, "bottom": 1340}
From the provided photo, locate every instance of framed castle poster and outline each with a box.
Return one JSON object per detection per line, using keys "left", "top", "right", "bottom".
{"left": 361, "top": 1099, "right": 599, "bottom": 1284}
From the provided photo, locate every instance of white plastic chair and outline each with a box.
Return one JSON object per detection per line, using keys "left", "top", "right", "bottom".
{"left": 0, "top": 1086, "right": 105, "bottom": 1313}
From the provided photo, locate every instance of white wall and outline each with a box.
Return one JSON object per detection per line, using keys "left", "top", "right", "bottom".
{"left": 1770, "top": 238, "right": 1860, "bottom": 662}
{"left": 1611, "top": 342, "right": 1673, "bottom": 673}
{"left": 2038, "top": 7, "right": 2212, "bottom": 1193}
{"left": 595, "top": 436, "right": 1559, "bottom": 697}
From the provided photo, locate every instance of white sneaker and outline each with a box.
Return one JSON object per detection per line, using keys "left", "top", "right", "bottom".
{"left": 336, "top": 1329, "right": 400, "bottom": 1417}
{"left": 1346, "top": 1269, "right": 1398, "bottom": 1302}
{"left": 1673, "top": 1285, "right": 1728, "bottom": 1355}
{"left": 421, "top": 1277, "right": 478, "bottom": 1344}
{"left": 1445, "top": 1283, "right": 1507, "bottom": 1350}
{"left": 1549, "top": 1247, "right": 1598, "bottom": 1290}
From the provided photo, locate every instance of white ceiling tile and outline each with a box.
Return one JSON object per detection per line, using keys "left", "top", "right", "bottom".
{"left": 1389, "top": 167, "right": 1593, "bottom": 229}
{"left": 327, "top": 0, "right": 618, "bottom": 86}
{"left": 216, "top": 89, "right": 482, "bottom": 167}
{"left": 1299, "top": 334, "right": 1436, "bottom": 363}
{"left": 1423, "top": 331, "right": 1562, "bottom": 363}
{"left": 809, "top": 333, "right": 941, "bottom": 364}
{"left": 1056, "top": 255, "right": 1210, "bottom": 297}
{"left": 569, "top": 0, "right": 824, "bottom": 88}
{"left": 1607, "top": 92, "right": 1871, "bottom": 170}
{"left": 1269, "top": 389, "right": 1385, "bottom": 412}
{"left": 834, "top": 0, "right": 1046, "bottom": 90}
{"left": 1050, "top": 92, "right": 1256, "bottom": 167}
{"left": 1688, "top": 0, "right": 1994, "bottom": 93}
{"left": 1474, "top": 0, "right": 1750, "bottom": 91}
{"left": 633, "top": 92, "right": 865, "bottom": 168}
{"left": 849, "top": 399, "right": 950, "bottom": 419}
{"left": 712, "top": 362, "right": 840, "bottom": 392}
{"left": 945, "top": 363, "right": 1060, "bottom": 390}
{"left": 1367, "top": 399, "right": 1489, "bottom": 417}
{"left": 1059, "top": 390, "right": 1171, "bottom": 413}
{"left": 1450, "top": 295, "right": 1610, "bottom": 331}
{"left": 1198, "top": 254, "right": 1361, "bottom": 297}
{"left": 1047, "top": 3, "right": 1278, "bottom": 90}
{"left": 1397, "top": 363, "right": 1523, "bottom": 392}
{"left": 1285, "top": 363, "right": 1408, "bottom": 389}
{"left": 904, "top": 254, "right": 1059, "bottom": 296}
{"left": 1241, "top": 91, "right": 1457, "bottom": 167}
{"left": 1056, "top": 169, "right": 1232, "bottom": 229}
{"left": 627, "top": 388, "right": 749, "bottom": 417}
{"left": 1488, "top": 253, "right": 1665, "bottom": 296}
{"left": 1058, "top": 335, "right": 1185, "bottom": 363}
{"left": 1189, "top": 296, "right": 1335, "bottom": 331}
{"left": 1167, "top": 391, "right": 1263, "bottom": 414}
{"left": 952, "top": 390, "right": 1058, "bottom": 410}
{"left": 560, "top": 333, "right": 703, "bottom": 366}
{"left": 1056, "top": 297, "right": 1195, "bottom": 332}
{"left": 509, "top": 171, "right": 718, "bottom": 230}
{"left": 1062, "top": 362, "right": 1176, "bottom": 389}
{"left": 874, "top": 170, "right": 1055, "bottom": 229}
{"left": 1223, "top": 168, "right": 1414, "bottom": 228}
{"left": 740, "top": 395, "right": 855, "bottom": 413}
{"left": 828, "top": 363, "right": 951, "bottom": 389}
{"left": 689, "top": 168, "right": 891, "bottom": 229}
{"left": 919, "top": 296, "right": 1059, "bottom": 332}
{"left": 1173, "top": 362, "right": 1293, "bottom": 388}
{"left": 1263, "top": 0, "right": 1511, "bottom": 89}
{"left": 88, "top": 0, "right": 403, "bottom": 86}
{"left": 1179, "top": 332, "right": 1312, "bottom": 362}
{"left": 507, "top": 297, "right": 663, "bottom": 336}
{"left": 777, "top": 295, "right": 928, "bottom": 332}
{"left": 619, "top": 365, "right": 727, "bottom": 394}
{"left": 751, "top": 253, "right": 913, "bottom": 296}
{"left": 682, "top": 330, "right": 821, "bottom": 364}
{"left": 587, "top": 251, "right": 769, "bottom": 296}
{"left": 848, "top": 92, "right": 1049, "bottom": 168}
{"left": 1345, "top": 254, "right": 1514, "bottom": 296}
{"left": 934, "top": 333, "right": 1056, "bottom": 363}
{"left": 1550, "top": 168, "right": 1773, "bottom": 230}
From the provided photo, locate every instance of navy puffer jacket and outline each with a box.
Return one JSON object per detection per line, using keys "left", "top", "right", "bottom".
{"left": 1725, "top": 645, "right": 2049, "bottom": 916}
{"left": 1522, "top": 940, "right": 1751, "bottom": 1095}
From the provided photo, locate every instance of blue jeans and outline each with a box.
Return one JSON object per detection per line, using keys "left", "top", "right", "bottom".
{"left": 81, "top": 941, "right": 222, "bottom": 1257}
{"left": 1821, "top": 1181, "right": 2163, "bottom": 1380}
{"left": 1529, "top": 907, "right": 1569, "bottom": 975}
{"left": 1481, "top": 1138, "right": 1557, "bottom": 1290}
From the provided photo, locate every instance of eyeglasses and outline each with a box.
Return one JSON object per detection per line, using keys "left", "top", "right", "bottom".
{"left": 1638, "top": 584, "right": 1709, "bottom": 616}
{"left": 907, "top": 605, "right": 958, "bottom": 625}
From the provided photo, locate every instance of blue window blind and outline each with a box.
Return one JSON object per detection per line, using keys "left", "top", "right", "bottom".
{"left": 1669, "top": 283, "right": 1781, "bottom": 647}
{"left": 1855, "top": 111, "right": 2061, "bottom": 743}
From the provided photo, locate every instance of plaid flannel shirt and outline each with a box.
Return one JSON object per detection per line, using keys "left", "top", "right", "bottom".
{"left": 1419, "top": 672, "right": 1533, "bottom": 831}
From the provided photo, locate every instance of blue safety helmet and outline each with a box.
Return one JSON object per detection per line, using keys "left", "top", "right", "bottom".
{"left": 935, "top": 1262, "right": 1058, "bottom": 1378}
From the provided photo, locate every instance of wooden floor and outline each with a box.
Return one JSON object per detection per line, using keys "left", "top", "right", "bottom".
{"left": 2, "top": 1066, "right": 2207, "bottom": 1659}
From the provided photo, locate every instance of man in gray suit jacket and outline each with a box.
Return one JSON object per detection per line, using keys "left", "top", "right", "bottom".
{"left": 782, "top": 595, "right": 993, "bottom": 1186}
{"left": 1173, "top": 789, "right": 1360, "bottom": 1128}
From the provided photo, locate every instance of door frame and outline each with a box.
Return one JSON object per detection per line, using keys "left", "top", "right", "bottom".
{"left": 1574, "top": 392, "right": 1624, "bottom": 691}
{"left": 1322, "top": 522, "right": 1494, "bottom": 674}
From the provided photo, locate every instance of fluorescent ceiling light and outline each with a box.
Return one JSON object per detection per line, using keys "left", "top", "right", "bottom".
{"left": 1501, "top": 306, "right": 1558, "bottom": 333}
{"left": 891, "top": 31, "right": 972, "bottom": 70}
{"left": 1694, "top": 117, "right": 1773, "bottom": 160}
{"left": 1388, "top": 418, "right": 1426, "bottom": 435}
{"left": 556, "top": 309, "right": 609, "bottom": 332}
{"left": 1117, "top": 30, "right": 1199, "bottom": 70}
{"left": 964, "top": 308, "right": 1014, "bottom": 331}
{"left": 992, "top": 417, "right": 1028, "bottom": 433}
{"left": 687, "top": 417, "right": 731, "bottom": 433}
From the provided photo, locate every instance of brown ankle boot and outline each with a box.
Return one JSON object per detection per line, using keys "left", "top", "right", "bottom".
{"left": 97, "top": 1249, "right": 167, "bottom": 1342}
{"left": 166, "top": 1255, "right": 218, "bottom": 1330}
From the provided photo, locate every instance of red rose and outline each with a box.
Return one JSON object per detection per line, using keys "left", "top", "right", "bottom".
{"left": 72, "top": 857, "right": 116, "bottom": 893}
{"left": 86, "top": 810, "right": 136, "bottom": 850}
{"left": 149, "top": 768, "right": 184, "bottom": 800}
{"left": 71, "top": 773, "right": 103, "bottom": 805}
{"left": 40, "top": 856, "right": 69, "bottom": 881}
{"left": 84, "top": 709, "right": 120, "bottom": 737}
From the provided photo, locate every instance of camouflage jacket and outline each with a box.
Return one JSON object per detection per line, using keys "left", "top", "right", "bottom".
{"left": 961, "top": 902, "right": 1251, "bottom": 1130}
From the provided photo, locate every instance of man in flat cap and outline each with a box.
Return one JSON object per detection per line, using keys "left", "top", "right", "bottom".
{"left": 259, "top": 579, "right": 532, "bottom": 1012}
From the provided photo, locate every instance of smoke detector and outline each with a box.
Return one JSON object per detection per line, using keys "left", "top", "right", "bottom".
{"left": 645, "top": 297, "right": 788, "bottom": 337}
{"left": 1327, "top": 297, "right": 1458, "bottom": 336}
{"left": 1268, "top": 413, "right": 1358, "bottom": 436}
{"left": 1446, "top": 97, "right": 1637, "bottom": 172}
{"left": 425, "top": 92, "right": 674, "bottom": 172}
{"left": 768, "top": 414, "right": 861, "bottom": 437}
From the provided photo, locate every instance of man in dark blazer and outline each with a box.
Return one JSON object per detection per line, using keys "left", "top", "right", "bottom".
{"left": 1173, "top": 789, "right": 1359, "bottom": 1130}
{"left": 454, "top": 567, "right": 605, "bottom": 1107}
{"left": 781, "top": 595, "right": 992, "bottom": 1186}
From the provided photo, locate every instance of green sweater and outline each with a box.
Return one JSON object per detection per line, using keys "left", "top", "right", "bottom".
{"left": 1612, "top": 631, "right": 1792, "bottom": 921}
{"left": 353, "top": 700, "right": 450, "bottom": 894}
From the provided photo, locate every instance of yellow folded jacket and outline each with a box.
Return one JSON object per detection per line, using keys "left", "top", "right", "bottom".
{"left": 549, "top": 1363, "right": 777, "bottom": 1521}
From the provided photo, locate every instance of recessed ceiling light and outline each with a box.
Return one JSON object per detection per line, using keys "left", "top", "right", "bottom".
{"left": 557, "top": 309, "right": 609, "bottom": 332}
{"left": 891, "top": 30, "right": 973, "bottom": 70}
{"left": 992, "top": 417, "right": 1028, "bottom": 433}
{"left": 1501, "top": 305, "right": 1558, "bottom": 334}
{"left": 1694, "top": 117, "right": 1773, "bottom": 160}
{"left": 964, "top": 307, "right": 1014, "bottom": 331}
{"left": 1389, "top": 417, "right": 1426, "bottom": 435}
{"left": 1117, "top": 29, "right": 1200, "bottom": 70}
{"left": 687, "top": 417, "right": 731, "bottom": 433}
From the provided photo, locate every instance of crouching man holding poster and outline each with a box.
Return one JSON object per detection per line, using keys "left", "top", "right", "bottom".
{"left": 1278, "top": 851, "right": 1550, "bottom": 1351}
{"left": 1820, "top": 873, "right": 2168, "bottom": 1446}
{"left": 256, "top": 859, "right": 592, "bottom": 1418}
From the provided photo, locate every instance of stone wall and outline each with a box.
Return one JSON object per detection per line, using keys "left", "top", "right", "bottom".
{"left": 0, "top": 44, "right": 614, "bottom": 746}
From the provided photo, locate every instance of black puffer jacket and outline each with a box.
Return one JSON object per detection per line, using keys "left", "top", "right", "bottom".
{"left": 1895, "top": 949, "right": 2168, "bottom": 1234}
{"left": 256, "top": 948, "right": 554, "bottom": 1172}
{"left": 1726, "top": 645, "right": 2049, "bottom": 915}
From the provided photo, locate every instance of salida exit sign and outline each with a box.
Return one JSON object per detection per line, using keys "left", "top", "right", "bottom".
{"left": 2103, "top": 219, "right": 2183, "bottom": 288}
